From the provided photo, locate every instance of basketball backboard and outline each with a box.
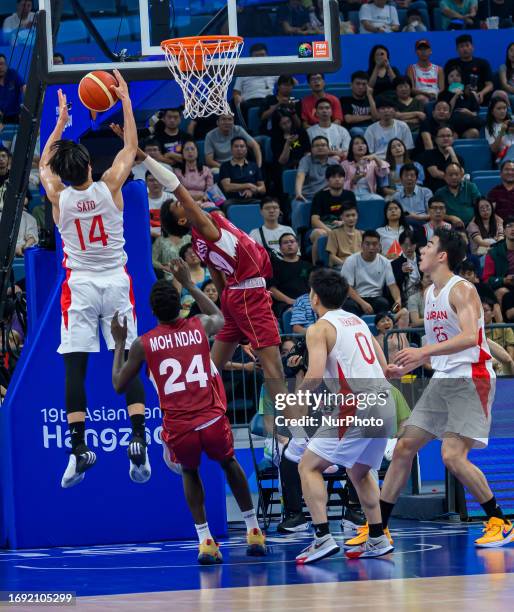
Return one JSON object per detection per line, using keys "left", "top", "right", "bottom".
{"left": 38, "top": 0, "right": 341, "bottom": 83}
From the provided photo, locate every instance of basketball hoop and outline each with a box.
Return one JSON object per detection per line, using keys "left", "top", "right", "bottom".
{"left": 161, "top": 35, "right": 244, "bottom": 119}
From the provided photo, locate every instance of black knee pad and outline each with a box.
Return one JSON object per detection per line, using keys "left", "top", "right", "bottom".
{"left": 63, "top": 352, "right": 89, "bottom": 414}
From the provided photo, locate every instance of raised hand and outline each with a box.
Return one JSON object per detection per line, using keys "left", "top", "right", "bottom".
{"left": 112, "top": 69, "right": 129, "bottom": 101}
{"left": 57, "top": 88, "right": 69, "bottom": 126}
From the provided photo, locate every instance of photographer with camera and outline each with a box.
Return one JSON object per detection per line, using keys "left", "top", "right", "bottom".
{"left": 261, "top": 75, "right": 302, "bottom": 134}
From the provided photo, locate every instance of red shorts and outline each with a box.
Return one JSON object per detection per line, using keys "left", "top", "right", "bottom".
{"left": 216, "top": 286, "right": 281, "bottom": 349}
{"left": 161, "top": 415, "right": 234, "bottom": 470}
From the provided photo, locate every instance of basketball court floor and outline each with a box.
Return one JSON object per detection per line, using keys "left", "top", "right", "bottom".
{"left": 3, "top": 519, "right": 514, "bottom": 610}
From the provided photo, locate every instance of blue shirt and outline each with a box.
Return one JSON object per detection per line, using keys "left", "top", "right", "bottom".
{"left": 290, "top": 294, "right": 317, "bottom": 329}
{"left": 0, "top": 68, "right": 23, "bottom": 118}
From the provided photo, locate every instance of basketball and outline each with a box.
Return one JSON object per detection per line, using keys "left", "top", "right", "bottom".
{"left": 78, "top": 70, "right": 119, "bottom": 112}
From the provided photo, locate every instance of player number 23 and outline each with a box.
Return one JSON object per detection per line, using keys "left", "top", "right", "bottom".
{"left": 159, "top": 354, "right": 208, "bottom": 394}
{"left": 74, "top": 215, "right": 109, "bottom": 251}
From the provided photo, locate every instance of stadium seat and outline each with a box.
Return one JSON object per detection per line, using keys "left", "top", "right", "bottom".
{"left": 432, "top": 7, "right": 443, "bottom": 30}
{"left": 196, "top": 140, "right": 205, "bottom": 166}
{"left": 291, "top": 200, "right": 311, "bottom": 232}
{"left": 474, "top": 176, "right": 502, "bottom": 196}
{"left": 317, "top": 234, "right": 329, "bottom": 266}
{"left": 62, "top": 0, "right": 117, "bottom": 16}
{"left": 254, "top": 135, "right": 272, "bottom": 163}
{"left": 247, "top": 107, "right": 261, "bottom": 135}
{"left": 326, "top": 84, "right": 352, "bottom": 99}
{"left": 453, "top": 140, "right": 492, "bottom": 173}
{"left": 57, "top": 20, "right": 89, "bottom": 44}
{"left": 282, "top": 309, "right": 293, "bottom": 334}
{"left": 281, "top": 169, "right": 297, "bottom": 196}
{"left": 227, "top": 204, "right": 262, "bottom": 235}
{"left": 93, "top": 17, "right": 132, "bottom": 42}
{"left": 356, "top": 199, "right": 385, "bottom": 231}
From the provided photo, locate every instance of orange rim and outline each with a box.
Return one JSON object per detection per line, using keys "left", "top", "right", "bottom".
{"left": 161, "top": 35, "right": 243, "bottom": 71}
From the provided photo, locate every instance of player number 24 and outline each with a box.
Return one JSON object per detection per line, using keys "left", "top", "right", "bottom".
{"left": 74, "top": 215, "right": 109, "bottom": 250}
{"left": 160, "top": 355, "right": 208, "bottom": 394}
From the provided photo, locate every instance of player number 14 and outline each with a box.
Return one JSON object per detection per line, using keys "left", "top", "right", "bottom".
{"left": 74, "top": 215, "right": 109, "bottom": 250}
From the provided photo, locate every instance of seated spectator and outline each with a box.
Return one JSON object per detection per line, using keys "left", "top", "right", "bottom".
{"left": 419, "top": 99, "right": 453, "bottom": 151}
{"left": 2, "top": 1, "right": 34, "bottom": 34}
{"left": 249, "top": 197, "right": 294, "bottom": 255}
{"left": 271, "top": 111, "right": 310, "bottom": 170}
{"left": 483, "top": 216, "right": 514, "bottom": 321}
{"left": 422, "top": 125, "right": 464, "bottom": 192}
{"left": 309, "top": 165, "right": 356, "bottom": 263}
{"left": 367, "top": 45, "right": 400, "bottom": 99}
{"left": 307, "top": 98, "right": 351, "bottom": 160}
{"left": 341, "top": 71, "right": 374, "bottom": 137}
{"left": 488, "top": 159, "right": 514, "bottom": 221}
{"left": 269, "top": 233, "right": 312, "bottom": 317}
{"left": 460, "top": 260, "right": 503, "bottom": 321}
{"left": 277, "top": 0, "right": 323, "bottom": 35}
{"left": 153, "top": 201, "right": 191, "bottom": 281}
{"left": 341, "top": 229, "right": 401, "bottom": 315}
{"left": 219, "top": 137, "right": 266, "bottom": 205}
{"left": 440, "top": 0, "right": 478, "bottom": 29}
{"left": 261, "top": 75, "right": 301, "bottom": 133}
{"left": 342, "top": 135, "right": 389, "bottom": 200}
{"left": 383, "top": 138, "right": 425, "bottom": 196}
{"left": 391, "top": 229, "right": 421, "bottom": 303}
{"left": 232, "top": 43, "right": 278, "bottom": 118}
{"left": 375, "top": 310, "right": 410, "bottom": 363}
{"left": 0, "top": 54, "right": 24, "bottom": 124}
{"left": 152, "top": 108, "right": 188, "bottom": 165}
{"left": 0, "top": 146, "right": 10, "bottom": 186}
{"left": 359, "top": 0, "right": 400, "bottom": 33}
{"left": 15, "top": 193, "right": 38, "bottom": 257}
{"left": 392, "top": 76, "right": 426, "bottom": 133}
{"left": 290, "top": 293, "right": 317, "bottom": 334}
{"left": 408, "top": 272, "right": 432, "bottom": 327}
{"left": 499, "top": 43, "right": 514, "bottom": 101}
{"left": 146, "top": 171, "right": 175, "bottom": 238}
{"left": 377, "top": 200, "right": 409, "bottom": 258}
{"left": 326, "top": 202, "right": 363, "bottom": 268}
{"left": 173, "top": 139, "right": 217, "bottom": 209}
{"left": 407, "top": 39, "right": 444, "bottom": 104}
{"left": 301, "top": 73, "right": 343, "bottom": 127}
{"left": 483, "top": 299, "right": 514, "bottom": 367}
{"left": 53, "top": 52, "right": 64, "bottom": 65}
{"left": 204, "top": 114, "right": 261, "bottom": 169}
{"left": 295, "top": 136, "right": 339, "bottom": 202}
{"left": 364, "top": 97, "right": 414, "bottom": 160}
{"left": 439, "top": 65, "right": 482, "bottom": 139}
{"left": 187, "top": 114, "right": 219, "bottom": 140}
{"left": 188, "top": 280, "right": 221, "bottom": 318}
{"left": 415, "top": 197, "right": 452, "bottom": 245}
{"left": 485, "top": 97, "right": 514, "bottom": 166}
{"left": 392, "top": 163, "right": 432, "bottom": 223}
{"left": 402, "top": 7, "right": 428, "bottom": 32}
{"left": 132, "top": 138, "right": 172, "bottom": 181}
{"left": 444, "top": 34, "right": 493, "bottom": 106}
{"left": 178, "top": 243, "right": 211, "bottom": 316}
{"left": 434, "top": 162, "right": 481, "bottom": 226}
{"left": 466, "top": 197, "right": 504, "bottom": 256}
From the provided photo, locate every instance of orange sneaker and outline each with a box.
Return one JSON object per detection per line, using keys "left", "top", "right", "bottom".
{"left": 475, "top": 517, "right": 514, "bottom": 548}
{"left": 247, "top": 527, "right": 267, "bottom": 556}
{"left": 198, "top": 538, "right": 223, "bottom": 564}
{"left": 344, "top": 523, "right": 393, "bottom": 548}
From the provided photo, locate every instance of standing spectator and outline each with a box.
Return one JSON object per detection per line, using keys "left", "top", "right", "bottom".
{"left": 393, "top": 163, "right": 432, "bottom": 223}
{"left": 485, "top": 97, "right": 514, "bottom": 166}
{"left": 146, "top": 172, "right": 174, "bottom": 238}
{"left": 488, "top": 159, "right": 514, "bottom": 221}
{"left": 440, "top": 0, "right": 478, "bottom": 30}
{"left": 2, "top": 1, "right": 34, "bottom": 34}
{"left": 270, "top": 111, "right": 310, "bottom": 170}
{"left": 326, "top": 202, "right": 363, "bottom": 268}
{"left": 466, "top": 197, "right": 504, "bottom": 255}
{"left": 277, "top": 0, "right": 324, "bottom": 35}
{"left": 342, "top": 135, "right": 389, "bottom": 200}
{"left": 261, "top": 75, "right": 301, "bottom": 133}
{"left": 416, "top": 197, "right": 452, "bottom": 245}
{"left": 438, "top": 65, "right": 482, "bottom": 140}
{"left": 359, "top": 0, "right": 400, "bottom": 33}
{"left": 204, "top": 114, "right": 261, "bottom": 169}
{"left": 483, "top": 216, "right": 514, "bottom": 321}
{"left": 407, "top": 39, "right": 444, "bottom": 104}
{"left": 294, "top": 136, "right": 339, "bottom": 202}
{"left": 418, "top": 99, "right": 453, "bottom": 151}
{"left": 309, "top": 165, "right": 356, "bottom": 263}
{"left": 421, "top": 125, "right": 464, "bottom": 192}
{"left": 152, "top": 202, "right": 191, "bottom": 281}
{"left": 232, "top": 43, "right": 278, "bottom": 119}
{"left": 131, "top": 137, "right": 172, "bottom": 181}
{"left": 14, "top": 194, "right": 38, "bottom": 257}
{"left": 219, "top": 137, "right": 266, "bottom": 204}
{"left": 499, "top": 43, "right": 514, "bottom": 102}
{"left": 341, "top": 229, "right": 401, "bottom": 315}
{"left": 383, "top": 139, "right": 425, "bottom": 196}
{"left": 434, "top": 162, "right": 481, "bottom": 226}
{"left": 290, "top": 292, "right": 318, "bottom": 335}
{"left": 341, "top": 71, "right": 374, "bottom": 137}
{"left": 174, "top": 139, "right": 216, "bottom": 209}
{"left": 301, "top": 73, "right": 343, "bottom": 127}
{"left": 444, "top": 34, "right": 493, "bottom": 105}
{"left": 392, "top": 76, "right": 426, "bottom": 133}
{"left": 377, "top": 200, "right": 409, "bottom": 258}
{"left": 269, "top": 233, "right": 312, "bottom": 317}
{"left": 364, "top": 97, "right": 414, "bottom": 160}
{"left": 307, "top": 98, "right": 351, "bottom": 160}
{"left": 249, "top": 197, "right": 294, "bottom": 256}
{"left": 152, "top": 108, "right": 188, "bottom": 165}
{"left": 367, "top": 45, "right": 400, "bottom": 99}
{"left": 0, "top": 54, "right": 23, "bottom": 124}
{"left": 391, "top": 229, "right": 421, "bottom": 303}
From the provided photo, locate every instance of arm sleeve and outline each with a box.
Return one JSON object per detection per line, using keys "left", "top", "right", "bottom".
{"left": 142, "top": 156, "right": 180, "bottom": 191}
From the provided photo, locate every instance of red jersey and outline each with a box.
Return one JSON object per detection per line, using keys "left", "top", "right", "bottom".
{"left": 140, "top": 317, "right": 226, "bottom": 431}
{"left": 192, "top": 212, "right": 272, "bottom": 287}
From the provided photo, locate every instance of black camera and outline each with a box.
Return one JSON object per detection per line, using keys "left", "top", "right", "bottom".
{"left": 284, "top": 337, "right": 309, "bottom": 375}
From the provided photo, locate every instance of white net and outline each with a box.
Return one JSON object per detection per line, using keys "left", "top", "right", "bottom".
{"left": 161, "top": 36, "right": 244, "bottom": 119}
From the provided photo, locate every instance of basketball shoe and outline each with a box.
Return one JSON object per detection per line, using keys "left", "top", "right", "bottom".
{"left": 345, "top": 534, "right": 394, "bottom": 559}
{"left": 344, "top": 523, "right": 393, "bottom": 548}
{"left": 247, "top": 528, "right": 267, "bottom": 556}
{"left": 341, "top": 505, "right": 366, "bottom": 534}
{"left": 128, "top": 437, "right": 151, "bottom": 483}
{"left": 198, "top": 539, "right": 223, "bottom": 565}
{"left": 296, "top": 534, "right": 340, "bottom": 564}
{"left": 61, "top": 445, "right": 96, "bottom": 488}
{"left": 475, "top": 517, "right": 514, "bottom": 548}
{"left": 277, "top": 512, "right": 310, "bottom": 534}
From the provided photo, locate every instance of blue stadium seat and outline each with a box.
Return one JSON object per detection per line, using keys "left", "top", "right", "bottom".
{"left": 247, "top": 107, "right": 261, "bottom": 135}
{"left": 317, "top": 234, "right": 329, "bottom": 266}
{"left": 227, "top": 204, "right": 262, "bottom": 235}
{"left": 254, "top": 135, "right": 272, "bottom": 163}
{"left": 453, "top": 140, "right": 492, "bottom": 173}
{"left": 326, "top": 84, "right": 352, "bottom": 99}
{"left": 57, "top": 20, "right": 89, "bottom": 44}
{"left": 356, "top": 199, "right": 385, "bottom": 231}
{"left": 282, "top": 309, "right": 293, "bottom": 334}
{"left": 291, "top": 200, "right": 311, "bottom": 232}
{"left": 282, "top": 169, "right": 297, "bottom": 196}
{"left": 432, "top": 7, "right": 443, "bottom": 30}
{"left": 474, "top": 176, "right": 502, "bottom": 196}
{"left": 121, "top": 0, "right": 140, "bottom": 13}
{"left": 196, "top": 140, "right": 205, "bottom": 166}
{"left": 62, "top": 0, "right": 117, "bottom": 16}
{"left": 472, "top": 170, "right": 500, "bottom": 178}
{"left": 93, "top": 17, "right": 132, "bottom": 42}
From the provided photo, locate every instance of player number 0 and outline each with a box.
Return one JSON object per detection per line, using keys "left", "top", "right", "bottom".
{"left": 355, "top": 332, "right": 375, "bottom": 364}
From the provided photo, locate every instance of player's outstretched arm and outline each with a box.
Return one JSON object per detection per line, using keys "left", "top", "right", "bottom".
{"left": 170, "top": 258, "right": 224, "bottom": 336}
{"left": 111, "top": 312, "right": 145, "bottom": 393}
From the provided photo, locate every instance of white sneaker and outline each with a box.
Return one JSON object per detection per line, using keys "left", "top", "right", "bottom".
{"left": 296, "top": 534, "right": 340, "bottom": 564}
{"left": 61, "top": 449, "right": 96, "bottom": 488}
{"left": 345, "top": 534, "right": 394, "bottom": 559}
{"left": 128, "top": 439, "right": 151, "bottom": 483}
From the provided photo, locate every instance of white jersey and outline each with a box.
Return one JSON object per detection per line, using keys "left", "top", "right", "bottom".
{"left": 410, "top": 63, "right": 440, "bottom": 96}
{"left": 424, "top": 275, "right": 494, "bottom": 377}
{"left": 57, "top": 181, "right": 127, "bottom": 271}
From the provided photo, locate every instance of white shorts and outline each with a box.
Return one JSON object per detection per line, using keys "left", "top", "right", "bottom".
{"left": 307, "top": 437, "right": 387, "bottom": 471}
{"left": 58, "top": 267, "right": 138, "bottom": 354}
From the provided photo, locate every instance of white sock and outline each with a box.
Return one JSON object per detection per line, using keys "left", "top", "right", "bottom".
{"left": 242, "top": 509, "right": 259, "bottom": 531}
{"left": 195, "top": 522, "right": 212, "bottom": 543}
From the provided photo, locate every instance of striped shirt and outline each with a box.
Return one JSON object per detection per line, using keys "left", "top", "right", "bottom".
{"left": 290, "top": 294, "right": 318, "bottom": 329}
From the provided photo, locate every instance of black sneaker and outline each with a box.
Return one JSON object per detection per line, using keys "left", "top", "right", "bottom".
{"left": 341, "top": 505, "right": 366, "bottom": 533}
{"left": 277, "top": 513, "right": 310, "bottom": 533}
